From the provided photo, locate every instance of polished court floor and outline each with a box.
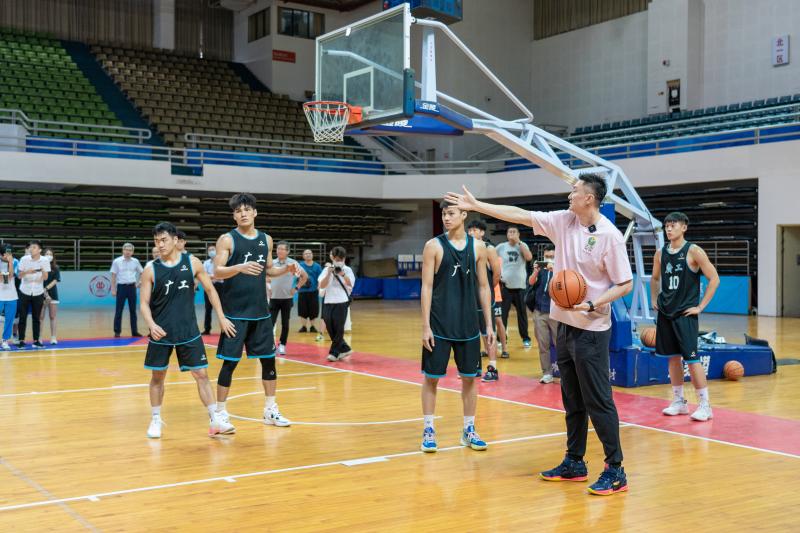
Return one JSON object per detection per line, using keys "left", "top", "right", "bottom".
{"left": 1, "top": 301, "right": 799, "bottom": 532}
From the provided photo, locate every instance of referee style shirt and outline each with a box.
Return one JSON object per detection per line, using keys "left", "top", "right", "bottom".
{"left": 110, "top": 256, "right": 143, "bottom": 285}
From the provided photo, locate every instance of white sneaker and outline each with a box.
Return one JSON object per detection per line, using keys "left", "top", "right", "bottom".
{"left": 278, "top": 344, "right": 286, "bottom": 355}
{"left": 147, "top": 416, "right": 165, "bottom": 438}
{"left": 315, "top": 333, "right": 324, "bottom": 342}
{"left": 540, "top": 374, "right": 554, "bottom": 384}
{"left": 50, "top": 337, "right": 57, "bottom": 345}
{"left": 263, "top": 404, "right": 291, "bottom": 427}
{"left": 1, "top": 341, "right": 9, "bottom": 351}
{"left": 690, "top": 403, "right": 713, "bottom": 422}
{"left": 662, "top": 398, "right": 689, "bottom": 416}
{"left": 327, "top": 354, "right": 338, "bottom": 362}
{"left": 210, "top": 412, "right": 236, "bottom": 436}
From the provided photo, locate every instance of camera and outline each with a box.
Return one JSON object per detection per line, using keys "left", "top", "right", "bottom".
{"left": 334, "top": 265, "right": 343, "bottom": 275}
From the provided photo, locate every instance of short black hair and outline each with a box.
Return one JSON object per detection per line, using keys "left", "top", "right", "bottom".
{"left": 176, "top": 229, "right": 187, "bottom": 241}
{"left": 506, "top": 226, "right": 519, "bottom": 233}
{"left": 664, "top": 211, "right": 690, "bottom": 226}
{"left": 544, "top": 244, "right": 555, "bottom": 252}
{"left": 153, "top": 221, "right": 178, "bottom": 237}
{"left": 330, "top": 246, "right": 347, "bottom": 260}
{"left": 229, "top": 193, "right": 257, "bottom": 212}
{"left": 207, "top": 243, "right": 216, "bottom": 250}
{"left": 439, "top": 199, "right": 460, "bottom": 211}
{"left": 467, "top": 219, "right": 487, "bottom": 231}
{"left": 28, "top": 240, "right": 42, "bottom": 248}
{"left": 276, "top": 240, "right": 289, "bottom": 250}
{"left": 579, "top": 174, "right": 607, "bottom": 206}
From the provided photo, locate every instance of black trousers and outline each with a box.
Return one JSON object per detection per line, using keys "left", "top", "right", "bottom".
{"left": 322, "top": 302, "right": 350, "bottom": 355}
{"left": 18, "top": 292, "right": 44, "bottom": 342}
{"left": 113, "top": 283, "right": 138, "bottom": 335}
{"left": 501, "top": 284, "right": 530, "bottom": 341}
{"left": 203, "top": 283, "right": 223, "bottom": 333}
{"left": 269, "top": 297, "right": 293, "bottom": 345}
{"left": 557, "top": 323, "right": 622, "bottom": 465}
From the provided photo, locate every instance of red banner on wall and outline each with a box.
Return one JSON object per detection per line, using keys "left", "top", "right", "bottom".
{"left": 272, "top": 49, "right": 296, "bottom": 63}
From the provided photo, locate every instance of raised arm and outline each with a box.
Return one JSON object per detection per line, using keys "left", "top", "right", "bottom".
{"left": 444, "top": 185, "right": 531, "bottom": 226}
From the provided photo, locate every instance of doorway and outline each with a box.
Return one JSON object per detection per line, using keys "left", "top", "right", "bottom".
{"left": 780, "top": 225, "right": 800, "bottom": 316}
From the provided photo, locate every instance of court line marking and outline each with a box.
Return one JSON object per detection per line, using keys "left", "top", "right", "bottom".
{"left": 0, "top": 457, "right": 100, "bottom": 530}
{"left": 277, "top": 356, "right": 800, "bottom": 460}
{"left": 0, "top": 371, "right": 339, "bottom": 399}
{"left": 0, "top": 430, "right": 573, "bottom": 513}
{"left": 0, "top": 348, "right": 146, "bottom": 360}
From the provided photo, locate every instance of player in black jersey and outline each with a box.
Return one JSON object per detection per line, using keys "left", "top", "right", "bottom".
{"left": 651, "top": 212, "right": 720, "bottom": 422}
{"left": 140, "top": 222, "right": 237, "bottom": 439}
{"left": 420, "top": 201, "right": 494, "bottom": 453}
{"left": 212, "top": 193, "right": 299, "bottom": 430}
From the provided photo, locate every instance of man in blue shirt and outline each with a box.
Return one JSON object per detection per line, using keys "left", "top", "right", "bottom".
{"left": 297, "top": 249, "right": 323, "bottom": 336}
{"left": 528, "top": 244, "right": 557, "bottom": 384}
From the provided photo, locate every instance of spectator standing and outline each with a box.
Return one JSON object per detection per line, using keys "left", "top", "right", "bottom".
{"left": 269, "top": 241, "right": 307, "bottom": 355}
{"left": 17, "top": 240, "right": 50, "bottom": 348}
{"left": 297, "top": 249, "right": 323, "bottom": 335}
{"left": 111, "top": 243, "right": 143, "bottom": 337}
{"left": 318, "top": 246, "right": 355, "bottom": 361}
{"left": 528, "top": 244, "right": 557, "bottom": 383}
{"left": 0, "top": 245, "right": 18, "bottom": 350}
{"left": 41, "top": 248, "right": 61, "bottom": 345}
{"left": 496, "top": 226, "right": 533, "bottom": 347}
{"left": 202, "top": 243, "right": 223, "bottom": 335}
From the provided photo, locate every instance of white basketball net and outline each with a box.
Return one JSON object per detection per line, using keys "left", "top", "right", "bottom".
{"left": 303, "top": 101, "right": 351, "bottom": 143}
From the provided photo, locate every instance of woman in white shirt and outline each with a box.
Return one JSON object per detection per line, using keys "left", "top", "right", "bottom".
{"left": 17, "top": 240, "right": 51, "bottom": 348}
{"left": 0, "top": 246, "right": 17, "bottom": 351}
{"left": 40, "top": 248, "right": 61, "bottom": 345}
{"left": 318, "top": 246, "right": 356, "bottom": 362}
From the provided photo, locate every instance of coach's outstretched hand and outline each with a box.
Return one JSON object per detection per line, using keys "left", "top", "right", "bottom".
{"left": 219, "top": 317, "right": 237, "bottom": 338}
{"left": 444, "top": 185, "right": 478, "bottom": 211}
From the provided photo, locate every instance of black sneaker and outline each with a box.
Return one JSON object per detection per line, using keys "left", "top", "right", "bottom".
{"left": 132, "top": 332, "right": 143, "bottom": 337}
{"left": 32, "top": 341, "right": 44, "bottom": 348}
{"left": 588, "top": 464, "right": 628, "bottom": 496}
{"left": 481, "top": 365, "right": 499, "bottom": 382}
{"left": 298, "top": 326, "right": 308, "bottom": 333}
{"left": 501, "top": 351, "right": 510, "bottom": 359}
{"left": 16, "top": 341, "right": 25, "bottom": 349}
{"left": 310, "top": 326, "right": 318, "bottom": 333}
{"left": 480, "top": 351, "right": 488, "bottom": 358}
{"left": 202, "top": 330, "right": 211, "bottom": 335}
{"left": 540, "top": 455, "right": 589, "bottom": 482}
{"left": 114, "top": 333, "right": 121, "bottom": 338}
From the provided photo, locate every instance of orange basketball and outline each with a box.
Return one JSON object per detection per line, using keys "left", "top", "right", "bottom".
{"left": 723, "top": 360, "right": 745, "bottom": 381}
{"left": 548, "top": 270, "right": 587, "bottom": 309}
{"left": 640, "top": 327, "right": 657, "bottom": 348}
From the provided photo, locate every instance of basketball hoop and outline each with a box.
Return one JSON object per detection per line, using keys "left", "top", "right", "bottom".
{"left": 303, "top": 101, "right": 362, "bottom": 143}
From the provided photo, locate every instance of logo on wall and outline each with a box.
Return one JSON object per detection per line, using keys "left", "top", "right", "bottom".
{"left": 89, "top": 275, "right": 112, "bottom": 297}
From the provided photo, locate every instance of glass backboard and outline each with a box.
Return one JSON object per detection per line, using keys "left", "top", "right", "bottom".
{"left": 315, "top": 3, "right": 412, "bottom": 127}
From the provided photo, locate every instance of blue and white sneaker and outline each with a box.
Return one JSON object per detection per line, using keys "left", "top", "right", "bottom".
{"left": 420, "top": 427, "right": 438, "bottom": 453}
{"left": 460, "top": 425, "right": 488, "bottom": 451}
{"left": 522, "top": 339, "right": 532, "bottom": 348}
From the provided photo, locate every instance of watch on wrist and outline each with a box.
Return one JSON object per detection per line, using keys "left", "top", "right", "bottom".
{"left": 587, "top": 301, "right": 595, "bottom": 312}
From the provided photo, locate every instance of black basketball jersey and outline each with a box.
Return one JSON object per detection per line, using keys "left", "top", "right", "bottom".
{"left": 220, "top": 228, "right": 270, "bottom": 320}
{"left": 150, "top": 253, "right": 200, "bottom": 344}
{"left": 657, "top": 241, "right": 700, "bottom": 318}
{"left": 431, "top": 233, "right": 480, "bottom": 340}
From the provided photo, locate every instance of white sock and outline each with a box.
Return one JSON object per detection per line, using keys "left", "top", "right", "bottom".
{"left": 672, "top": 385, "right": 684, "bottom": 401}
{"left": 488, "top": 360, "right": 497, "bottom": 368}
{"left": 151, "top": 406, "right": 161, "bottom": 417}
{"left": 207, "top": 403, "right": 217, "bottom": 418}
{"left": 217, "top": 401, "right": 226, "bottom": 413}
{"left": 464, "top": 416, "right": 475, "bottom": 429}
{"left": 423, "top": 415, "right": 435, "bottom": 429}
{"left": 265, "top": 396, "right": 276, "bottom": 410}
{"left": 696, "top": 387, "right": 709, "bottom": 405}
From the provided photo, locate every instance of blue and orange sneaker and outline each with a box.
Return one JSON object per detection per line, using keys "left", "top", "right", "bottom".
{"left": 420, "top": 427, "right": 438, "bottom": 453}
{"left": 588, "top": 464, "right": 628, "bottom": 496}
{"left": 540, "top": 455, "right": 589, "bottom": 482}
{"left": 460, "top": 425, "right": 488, "bottom": 450}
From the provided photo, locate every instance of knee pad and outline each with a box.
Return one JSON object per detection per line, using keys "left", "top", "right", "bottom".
{"left": 259, "top": 357, "right": 276, "bottom": 381}
{"left": 217, "top": 359, "right": 239, "bottom": 387}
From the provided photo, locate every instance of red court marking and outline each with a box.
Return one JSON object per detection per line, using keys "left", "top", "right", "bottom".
{"left": 281, "top": 342, "right": 800, "bottom": 457}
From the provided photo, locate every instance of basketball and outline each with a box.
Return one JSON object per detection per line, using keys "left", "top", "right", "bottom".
{"left": 548, "top": 270, "right": 588, "bottom": 308}
{"left": 723, "top": 360, "right": 745, "bottom": 381}
{"left": 640, "top": 327, "right": 657, "bottom": 348}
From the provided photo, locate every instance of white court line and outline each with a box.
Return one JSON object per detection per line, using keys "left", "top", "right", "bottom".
{"left": 0, "top": 348, "right": 146, "bottom": 360}
{"left": 276, "top": 356, "right": 800, "bottom": 460}
{"left": 0, "top": 430, "right": 571, "bottom": 513}
{"left": 0, "top": 371, "right": 339, "bottom": 399}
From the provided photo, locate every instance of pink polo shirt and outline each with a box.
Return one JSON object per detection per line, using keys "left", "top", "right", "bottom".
{"left": 529, "top": 210, "right": 632, "bottom": 331}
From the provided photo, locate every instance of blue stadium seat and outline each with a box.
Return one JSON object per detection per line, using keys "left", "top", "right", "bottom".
{"left": 740, "top": 101, "right": 753, "bottom": 110}
{"left": 752, "top": 99, "right": 765, "bottom": 108}
{"left": 716, "top": 105, "right": 728, "bottom": 113}
{"left": 766, "top": 97, "right": 778, "bottom": 107}
{"left": 779, "top": 95, "right": 791, "bottom": 104}
{"left": 621, "top": 120, "right": 631, "bottom": 128}
{"left": 728, "top": 103, "right": 740, "bottom": 112}
{"left": 793, "top": 94, "right": 800, "bottom": 102}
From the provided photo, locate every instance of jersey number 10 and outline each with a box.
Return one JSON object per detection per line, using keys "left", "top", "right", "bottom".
{"left": 668, "top": 275, "right": 680, "bottom": 290}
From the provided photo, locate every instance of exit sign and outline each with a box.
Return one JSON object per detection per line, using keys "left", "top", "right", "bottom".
{"left": 272, "top": 49, "right": 296, "bottom": 63}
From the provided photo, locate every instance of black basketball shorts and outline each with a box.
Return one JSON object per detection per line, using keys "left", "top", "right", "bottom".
{"left": 145, "top": 336, "right": 208, "bottom": 372}
{"left": 655, "top": 312, "right": 700, "bottom": 363}
{"left": 421, "top": 335, "right": 482, "bottom": 378}
{"left": 216, "top": 317, "right": 276, "bottom": 361}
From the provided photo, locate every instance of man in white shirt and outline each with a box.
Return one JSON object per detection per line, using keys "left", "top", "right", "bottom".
{"left": 110, "top": 243, "right": 143, "bottom": 337}
{"left": 17, "top": 240, "right": 50, "bottom": 348}
{"left": 270, "top": 241, "right": 308, "bottom": 355}
{"left": 202, "top": 243, "right": 223, "bottom": 335}
{"left": 318, "top": 246, "right": 355, "bottom": 362}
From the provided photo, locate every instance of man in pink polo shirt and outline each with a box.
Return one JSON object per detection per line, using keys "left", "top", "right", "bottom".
{"left": 445, "top": 174, "right": 633, "bottom": 497}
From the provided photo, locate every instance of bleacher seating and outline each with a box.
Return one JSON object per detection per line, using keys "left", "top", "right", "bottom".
{"left": 92, "top": 45, "right": 324, "bottom": 153}
{"left": 0, "top": 189, "right": 407, "bottom": 270}
{"left": 568, "top": 96, "right": 800, "bottom": 149}
{"left": 0, "top": 28, "right": 125, "bottom": 141}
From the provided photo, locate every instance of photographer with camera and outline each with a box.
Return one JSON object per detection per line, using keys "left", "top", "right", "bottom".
{"left": 528, "top": 244, "right": 558, "bottom": 384}
{"left": 318, "top": 246, "right": 355, "bottom": 362}
{"left": 17, "top": 240, "right": 50, "bottom": 348}
{"left": 0, "top": 245, "right": 18, "bottom": 350}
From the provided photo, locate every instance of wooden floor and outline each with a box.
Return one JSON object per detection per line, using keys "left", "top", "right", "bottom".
{"left": 2, "top": 301, "right": 800, "bottom": 532}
